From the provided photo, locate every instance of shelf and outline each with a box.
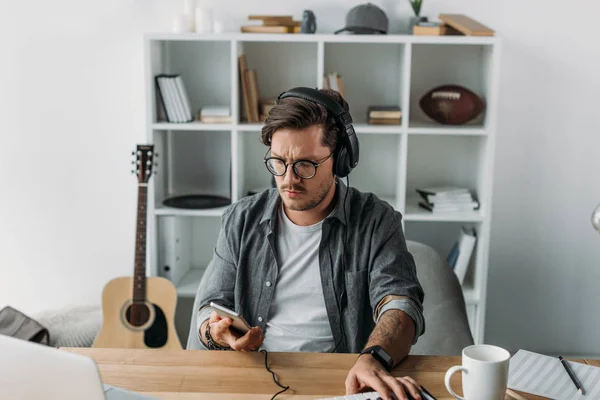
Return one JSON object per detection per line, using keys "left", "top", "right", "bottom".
{"left": 408, "top": 120, "right": 487, "bottom": 136}
{"left": 146, "top": 35, "right": 500, "bottom": 347}
{"left": 237, "top": 123, "right": 404, "bottom": 135}
{"left": 404, "top": 196, "right": 484, "bottom": 222}
{"left": 152, "top": 122, "right": 232, "bottom": 131}
{"left": 355, "top": 124, "right": 404, "bottom": 135}
{"left": 145, "top": 33, "right": 499, "bottom": 46}
{"left": 151, "top": 121, "right": 485, "bottom": 135}
{"left": 237, "top": 123, "right": 264, "bottom": 131}
{"left": 155, "top": 205, "right": 228, "bottom": 217}
{"left": 176, "top": 268, "right": 205, "bottom": 297}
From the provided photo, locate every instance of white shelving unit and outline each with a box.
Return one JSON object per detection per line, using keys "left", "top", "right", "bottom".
{"left": 144, "top": 32, "right": 501, "bottom": 345}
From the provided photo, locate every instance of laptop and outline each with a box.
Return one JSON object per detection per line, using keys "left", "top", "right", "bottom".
{"left": 0, "top": 334, "right": 155, "bottom": 400}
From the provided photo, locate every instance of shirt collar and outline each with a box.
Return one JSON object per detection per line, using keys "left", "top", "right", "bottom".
{"left": 259, "top": 178, "right": 350, "bottom": 228}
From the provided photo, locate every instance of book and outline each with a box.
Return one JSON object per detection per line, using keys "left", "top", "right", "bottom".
{"left": 173, "top": 75, "right": 193, "bottom": 122}
{"left": 154, "top": 75, "right": 194, "bottom": 123}
{"left": 200, "top": 106, "right": 231, "bottom": 117}
{"left": 261, "top": 103, "right": 275, "bottom": 116}
{"left": 453, "top": 227, "right": 476, "bottom": 284}
{"left": 323, "top": 73, "right": 345, "bottom": 97}
{"left": 241, "top": 25, "right": 292, "bottom": 33}
{"left": 413, "top": 23, "right": 462, "bottom": 36}
{"left": 368, "top": 106, "right": 402, "bottom": 119}
{"left": 246, "top": 69, "right": 260, "bottom": 123}
{"left": 368, "top": 118, "right": 402, "bottom": 125}
{"left": 156, "top": 75, "right": 181, "bottom": 122}
{"left": 439, "top": 14, "right": 495, "bottom": 36}
{"left": 447, "top": 242, "right": 459, "bottom": 269}
{"left": 418, "top": 202, "right": 478, "bottom": 213}
{"left": 238, "top": 55, "right": 253, "bottom": 122}
{"left": 199, "top": 115, "right": 232, "bottom": 123}
{"left": 425, "top": 193, "right": 474, "bottom": 204}
{"left": 416, "top": 186, "right": 471, "bottom": 196}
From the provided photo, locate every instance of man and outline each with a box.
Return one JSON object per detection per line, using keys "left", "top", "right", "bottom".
{"left": 188, "top": 88, "right": 425, "bottom": 400}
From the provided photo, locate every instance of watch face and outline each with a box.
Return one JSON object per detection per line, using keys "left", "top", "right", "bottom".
{"left": 377, "top": 348, "right": 393, "bottom": 366}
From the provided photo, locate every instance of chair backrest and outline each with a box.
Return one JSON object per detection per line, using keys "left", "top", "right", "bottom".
{"left": 0, "top": 334, "right": 105, "bottom": 400}
{"left": 406, "top": 240, "right": 474, "bottom": 355}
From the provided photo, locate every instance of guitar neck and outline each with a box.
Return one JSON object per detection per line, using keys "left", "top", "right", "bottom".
{"left": 133, "top": 183, "right": 148, "bottom": 303}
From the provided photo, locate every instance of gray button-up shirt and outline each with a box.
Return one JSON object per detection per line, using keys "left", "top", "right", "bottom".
{"left": 190, "top": 181, "right": 425, "bottom": 353}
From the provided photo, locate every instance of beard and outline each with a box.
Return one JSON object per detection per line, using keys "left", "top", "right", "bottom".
{"left": 279, "top": 175, "right": 335, "bottom": 212}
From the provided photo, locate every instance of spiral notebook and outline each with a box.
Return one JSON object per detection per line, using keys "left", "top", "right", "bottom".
{"left": 508, "top": 350, "right": 600, "bottom": 399}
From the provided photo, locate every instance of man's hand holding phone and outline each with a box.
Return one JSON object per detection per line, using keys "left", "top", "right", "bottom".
{"left": 201, "top": 308, "right": 264, "bottom": 351}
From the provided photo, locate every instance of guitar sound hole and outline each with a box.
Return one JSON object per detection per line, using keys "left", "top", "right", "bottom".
{"left": 126, "top": 302, "right": 150, "bottom": 327}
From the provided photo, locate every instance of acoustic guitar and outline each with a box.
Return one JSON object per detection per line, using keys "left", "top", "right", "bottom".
{"left": 93, "top": 145, "right": 182, "bottom": 349}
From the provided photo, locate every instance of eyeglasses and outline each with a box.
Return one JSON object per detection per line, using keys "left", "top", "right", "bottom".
{"left": 263, "top": 149, "right": 334, "bottom": 179}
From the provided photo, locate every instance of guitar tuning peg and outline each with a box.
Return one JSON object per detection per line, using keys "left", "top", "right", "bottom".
{"left": 131, "top": 151, "right": 135, "bottom": 156}
{"left": 146, "top": 161, "right": 152, "bottom": 165}
{"left": 154, "top": 162, "right": 158, "bottom": 167}
{"left": 131, "top": 170, "right": 135, "bottom": 174}
{"left": 131, "top": 161, "right": 135, "bottom": 165}
{"left": 154, "top": 170, "right": 158, "bottom": 175}
{"left": 155, "top": 153, "right": 159, "bottom": 158}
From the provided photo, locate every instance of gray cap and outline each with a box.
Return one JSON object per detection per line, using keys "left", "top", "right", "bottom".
{"left": 335, "top": 3, "right": 388, "bottom": 34}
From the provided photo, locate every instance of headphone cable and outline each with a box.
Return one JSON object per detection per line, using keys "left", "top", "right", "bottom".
{"left": 264, "top": 177, "right": 351, "bottom": 397}
{"left": 260, "top": 349, "right": 290, "bottom": 400}
{"left": 331, "top": 175, "right": 350, "bottom": 354}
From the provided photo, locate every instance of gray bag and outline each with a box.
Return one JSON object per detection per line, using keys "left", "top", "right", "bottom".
{"left": 0, "top": 306, "right": 50, "bottom": 345}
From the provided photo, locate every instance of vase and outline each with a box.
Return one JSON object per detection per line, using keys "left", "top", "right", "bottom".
{"left": 409, "top": 16, "right": 428, "bottom": 34}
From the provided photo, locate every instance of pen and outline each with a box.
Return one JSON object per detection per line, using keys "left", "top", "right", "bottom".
{"left": 559, "top": 356, "right": 585, "bottom": 395}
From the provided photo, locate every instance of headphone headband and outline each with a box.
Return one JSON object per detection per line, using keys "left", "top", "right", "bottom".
{"left": 276, "top": 87, "right": 359, "bottom": 177}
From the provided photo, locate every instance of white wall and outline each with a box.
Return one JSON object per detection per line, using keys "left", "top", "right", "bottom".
{"left": 1, "top": 0, "right": 599, "bottom": 356}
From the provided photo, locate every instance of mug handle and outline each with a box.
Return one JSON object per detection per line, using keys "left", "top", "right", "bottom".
{"left": 444, "top": 365, "right": 467, "bottom": 400}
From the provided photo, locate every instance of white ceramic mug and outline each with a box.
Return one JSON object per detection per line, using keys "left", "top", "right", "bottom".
{"left": 444, "top": 344, "right": 510, "bottom": 400}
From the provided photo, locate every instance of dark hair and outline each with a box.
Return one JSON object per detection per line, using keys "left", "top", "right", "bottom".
{"left": 260, "top": 89, "right": 349, "bottom": 152}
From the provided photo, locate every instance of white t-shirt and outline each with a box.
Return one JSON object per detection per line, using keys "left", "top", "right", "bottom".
{"left": 260, "top": 206, "right": 335, "bottom": 352}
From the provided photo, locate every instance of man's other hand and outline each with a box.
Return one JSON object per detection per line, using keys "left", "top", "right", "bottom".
{"left": 345, "top": 353, "right": 422, "bottom": 400}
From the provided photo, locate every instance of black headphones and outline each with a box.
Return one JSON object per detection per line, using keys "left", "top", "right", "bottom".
{"left": 276, "top": 87, "right": 360, "bottom": 178}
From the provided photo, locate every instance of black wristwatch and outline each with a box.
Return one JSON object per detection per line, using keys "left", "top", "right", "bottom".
{"left": 360, "top": 345, "right": 394, "bottom": 371}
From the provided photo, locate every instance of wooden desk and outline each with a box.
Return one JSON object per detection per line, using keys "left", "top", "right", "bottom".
{"left": 61, "top": 348, "right": 598, "bottom": 400}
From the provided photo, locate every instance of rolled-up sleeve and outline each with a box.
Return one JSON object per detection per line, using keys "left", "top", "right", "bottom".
{"left": 369, "top": 210, "right": 425, "bottom": 344}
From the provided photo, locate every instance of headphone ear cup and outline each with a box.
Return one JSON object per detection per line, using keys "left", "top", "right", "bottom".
{"left": 335, "top": 146, "right": 351, "bottom": 178}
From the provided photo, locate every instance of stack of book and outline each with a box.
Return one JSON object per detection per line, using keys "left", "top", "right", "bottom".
{"left": 241, "top": 15, "right": 302, "bottom": 34}
{"left": 155, "top": 74, "right": 193, "bottom": 123}
{"left": 447, "top": 226, "right": 477, "bottom": 285}
{"left": 416, "top": 186, "right": 479, "bottom": 213}
{"left": 198, "top": 106, "right": 231, "bottom": 124}
{"left": 367, "top": 106, "right": 402, "bottom": 125}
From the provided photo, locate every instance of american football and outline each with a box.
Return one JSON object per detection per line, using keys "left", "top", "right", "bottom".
{"left": 419, "top": 85, "right": 485, "bottom": 125}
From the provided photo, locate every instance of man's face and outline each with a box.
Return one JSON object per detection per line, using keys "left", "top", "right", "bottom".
{"left": 269, "top": 125, "right": 335, "bottom": 212}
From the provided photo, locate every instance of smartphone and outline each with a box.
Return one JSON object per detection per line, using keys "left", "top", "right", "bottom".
{"left": 209, "top": 302, "right": 252, "bottom": 334}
